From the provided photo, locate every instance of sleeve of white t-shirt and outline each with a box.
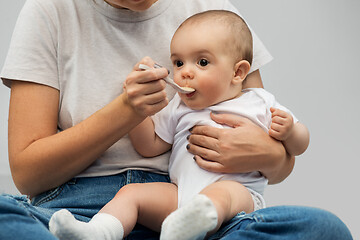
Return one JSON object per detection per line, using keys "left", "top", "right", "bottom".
{"left": 222, "top": 1, "right": 273, "bottom": 73}
{"left": 1, "top": 0, "right": 59, "bottom": 89}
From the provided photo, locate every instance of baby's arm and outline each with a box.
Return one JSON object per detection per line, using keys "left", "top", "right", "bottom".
{"left": 129, "top": 117, "right": 171, "bottom": 157}
{"left": 269, "top": 108, "right": 310, "bottom": 156}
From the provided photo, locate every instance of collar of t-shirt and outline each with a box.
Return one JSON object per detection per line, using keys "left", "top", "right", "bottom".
{"left": 91, "top": 0, "right": 173, "bottom": 22}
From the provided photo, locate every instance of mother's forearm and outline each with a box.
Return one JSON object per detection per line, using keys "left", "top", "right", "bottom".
{"left": 236, "top": 128, "right": 295, "bottom": 184}
{"left": 259, "top": 145, "right": 295, "bottom": 185}
{"left": 232, "top": 136, "right": 294, "bottom": 184}
{"left": 10, "top": 94, "right": 143, "bottom": 197}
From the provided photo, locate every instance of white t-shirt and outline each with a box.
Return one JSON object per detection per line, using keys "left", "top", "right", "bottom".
{"left": 1, "top": 0, "right": 273, "bottom": 177}
{"left": 153, "top": 88, "right": 297, "bottom": 207}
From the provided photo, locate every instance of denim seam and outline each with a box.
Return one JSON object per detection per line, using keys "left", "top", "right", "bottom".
{"left": 253, "top": 213, "right": 264, "bottom": 223}
{"left": 209, "top": 212, "right": 264, "bottom": 240}
{"left": 3, "top": 195, "right": 34, "bottom": 219}
{"left": 32, "top": 185, "right": 64, "bottom": 206}
{"left": 126, "top": 170, "right": 132, "bottom": 184}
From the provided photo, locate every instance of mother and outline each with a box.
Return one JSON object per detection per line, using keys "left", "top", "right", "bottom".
{"left": 0, "top": 0, "right": 351, "bottom": 239}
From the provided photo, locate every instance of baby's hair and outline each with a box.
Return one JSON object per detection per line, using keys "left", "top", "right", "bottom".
{"left": 177, "top": 10, "right": 253, "bottom": 65}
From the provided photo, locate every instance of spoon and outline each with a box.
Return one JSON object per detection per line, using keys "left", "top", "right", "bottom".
{"left": 138, "top": 63, "right": 195, "bottom": 94}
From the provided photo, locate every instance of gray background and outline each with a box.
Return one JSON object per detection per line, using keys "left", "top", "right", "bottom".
{"left": 0, "top": 0, "right": 358, "bottom": 238}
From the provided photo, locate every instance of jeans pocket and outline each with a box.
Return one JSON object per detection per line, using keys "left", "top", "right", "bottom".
{"left": 31, "top": 186, "right": 64, "bottom": 206}
{"left": 31, "top": 179, "right": 76, "bottom": 206}
{"left": 142, "top": 172, "right": 171, "bottom": 183}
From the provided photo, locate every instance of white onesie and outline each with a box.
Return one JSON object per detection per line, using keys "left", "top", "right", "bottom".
{"left": 152, "top": 88, "right": 298, "bottom": 208}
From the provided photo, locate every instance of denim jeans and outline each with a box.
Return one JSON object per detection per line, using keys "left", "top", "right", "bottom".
{"left": 0, "top": 170, "right": 352, "bottom": 240}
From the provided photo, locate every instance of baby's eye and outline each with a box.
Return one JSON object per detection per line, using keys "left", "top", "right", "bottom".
{"left": 174, "top": 60, "right": 183, "bottom": 67}
{"left": 198, "top": 59, "right": 209, "bottom": 67}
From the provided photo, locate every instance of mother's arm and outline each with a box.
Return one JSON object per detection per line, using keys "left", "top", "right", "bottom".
{"left": 8, "top": 81, "right": 142, "bottom": 197}
{"left": 187, "top": 70, "right": 295, "bottom": 184}
{"left": 7, "top": 58, "right": 169, "bottom": 197}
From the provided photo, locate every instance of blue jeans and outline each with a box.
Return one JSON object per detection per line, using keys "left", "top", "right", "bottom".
{"left": 0, "top": 170, "right": 352, "bottom": 240}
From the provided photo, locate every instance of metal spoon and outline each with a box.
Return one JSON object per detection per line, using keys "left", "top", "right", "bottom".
{"left": 138, "top": 63, "right": 195, "bottom": 94}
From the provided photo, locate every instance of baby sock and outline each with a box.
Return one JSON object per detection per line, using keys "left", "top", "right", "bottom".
{"left": 160, "top": 194, "right": 218, "bottom": 240}
{"left": 49, "top": 209, "right": 124, "bottom": 240}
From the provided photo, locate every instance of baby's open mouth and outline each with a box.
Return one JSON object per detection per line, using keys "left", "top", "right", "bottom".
{"left": 186, "top": 91, "right": 196, "bottom": 98}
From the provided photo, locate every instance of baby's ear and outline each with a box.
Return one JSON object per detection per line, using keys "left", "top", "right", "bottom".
{"left": 232, "top": 60, "right": 251, "bottom": 84}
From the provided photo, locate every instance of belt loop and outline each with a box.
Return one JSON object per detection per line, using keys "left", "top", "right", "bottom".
{"left": 126, "top": 170, "right": 132, "bottom": 185}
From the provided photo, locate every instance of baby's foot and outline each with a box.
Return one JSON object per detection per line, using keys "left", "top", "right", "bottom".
{"left": 49, "top": 209, "right": 93, "bottom": 240}
{"left": 160, "top": 194, "right": 218, "bottom": 240}
{"left": 49, "top": 209, "right": 123, "bottom": 240}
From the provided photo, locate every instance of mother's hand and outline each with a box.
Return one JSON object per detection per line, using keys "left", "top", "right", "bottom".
{"left": 187, "top": 112, "right": 294, "bottom": 184}
{"left": 123, "top": 57, "right": 169, "bottom": 117}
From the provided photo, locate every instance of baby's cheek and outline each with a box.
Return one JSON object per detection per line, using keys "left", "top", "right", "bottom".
{"left": 198, "top": 80, "right": 218, "bottom": 94}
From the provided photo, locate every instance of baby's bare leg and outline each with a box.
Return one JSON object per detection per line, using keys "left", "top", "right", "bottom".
{"left": 50, "top": 182, "right": 178, "bottom": 240}
{"left": 201, "top": 180, "right": 253, "bottom": 235}
{"left": 101, "top": 182, "right": 178, "bottom": 235}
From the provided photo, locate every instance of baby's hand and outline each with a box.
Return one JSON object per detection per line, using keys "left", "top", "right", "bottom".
{"left": 269, "top": 107, "right": 294, "bottom": 141}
